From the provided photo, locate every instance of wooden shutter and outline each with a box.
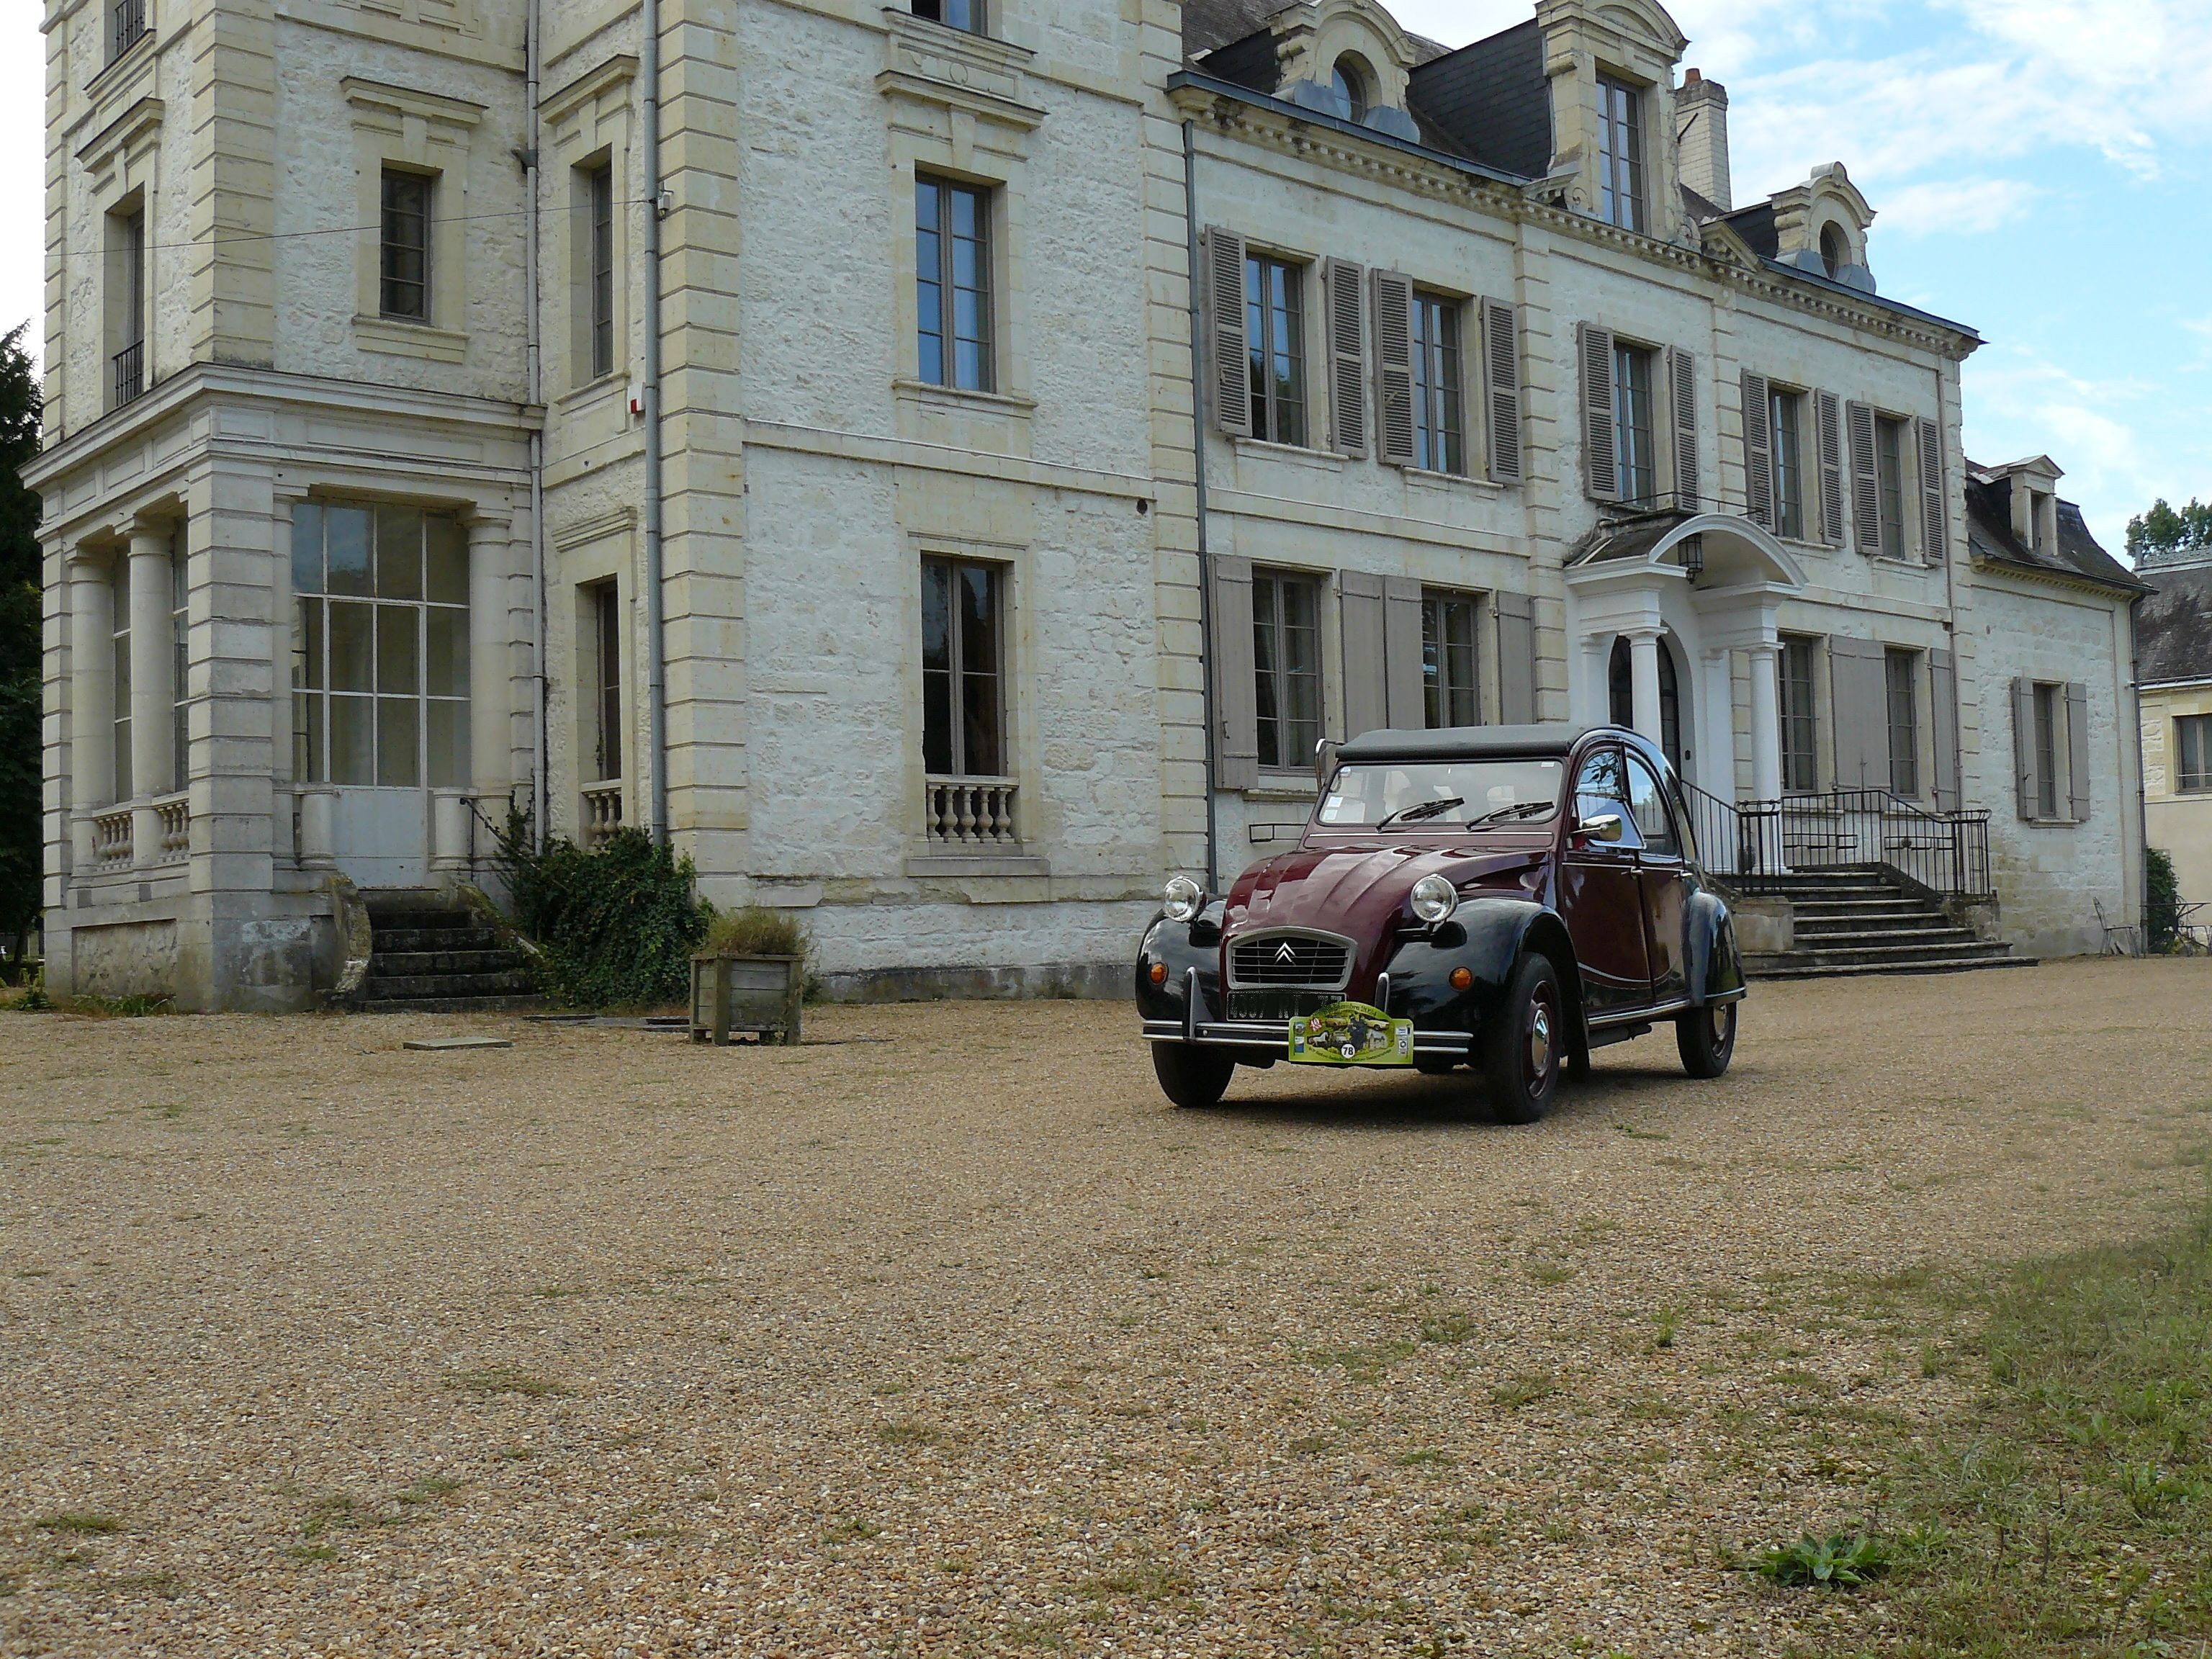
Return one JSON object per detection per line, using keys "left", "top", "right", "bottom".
{"left": 1370, "top": 269, "right": 1416, "bottom": 467}
{"left": 1323, "top": 258, "right": 1367, "bottom": 458}
{"left": 1915, "top": 415, "right": 1946, "bottom": 565}
{"left": 1382, "top": 577, "right": 1425, "bottom": 729}
{"left": 2066, "top": 681, "right": 2091, "bottom": 822}
{"left": 1847, "top": 400, "right": 1881, "bottom": 554}
{"left": 1929, "top": 647, "right": 1959, "bottom": 812}
{"left": 1815, "top": 390, "right": 1846, "bottom": 546}
{"left": 1481, "top": 300, "right": 1522, "bottom": 483}
{"left": 1339, "top": 570, "right": 1388, "bottom": 739}
{"left": 1496, "top": 591, "right": 1536, "bottom": 724}
{"left": 1578, "top": 323, "right": 1617, "bottom": 500}
{"left": 1211, "top": 554, "right": 1259, "bottom": 788}
{"left": 1202, "top": 228, "right": 1251, "bottom": 439}
{"left": 1740, "top": 370, "right": 1772, "bottom": 529}
{"left": 2010, "top": 676, "right": 2036, "bottom": 819}
{"left": 1668, "top": 347, "right": 1699, "bottom": 508}
{"left": 1827, "top": 637, "right": 1889, "bottom": 789}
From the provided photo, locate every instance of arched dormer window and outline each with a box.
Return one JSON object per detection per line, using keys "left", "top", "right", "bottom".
{"left": 1820, "top": 223, "right": 1848, "bottom": 281}
{"left": 1332, "top": 54, "right": 1372, "bottom": 123}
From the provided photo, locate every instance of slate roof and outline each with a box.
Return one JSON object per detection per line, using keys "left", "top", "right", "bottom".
{"left": 1964, "top": 467, "right": 2146, "bottom": 598}
{"left": 2138, "top": 562, "right": 2212, "bottom": 686}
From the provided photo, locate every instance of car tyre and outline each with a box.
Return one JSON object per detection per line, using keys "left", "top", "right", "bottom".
{"left": 1482, "top": 954, "right": 1563, "bottom": 1125}
{"left": 1676, "top": 999, "right": 1737, "bottom": 1079}
{"left": 1151, "top": 1043, "right": 1236, "bottom": 1110}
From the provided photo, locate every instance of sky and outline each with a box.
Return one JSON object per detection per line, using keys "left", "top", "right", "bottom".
{"left": 4, "top": 0, "right": 2208, "bottom": 555}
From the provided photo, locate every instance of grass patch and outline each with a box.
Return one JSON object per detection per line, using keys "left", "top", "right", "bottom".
{"left": 34, "top": 1513, "right": 120, "bottom": 1535}
{"left": 1084, "top": 1556, "right": 1193, "bottom": 1601}
{"left": 441, "top": 1367, "right": 565, "bottom": 1398}
{"left": 1418, "top": 1310, "right": 1477, "bottom": 1345}
{"left": 875, "top": 1419, "right": 956, "bottom": 1449}
{"left": 1526, "top": 1262, "right": 1578, "bottom": 1285}
{"left": 1489, "top": 1371, "right": 1557, "bottom": 1412}
{"left": 1303, "top": 1339, "right": 1417, "bottom": 1383}
{"left": 1753, "top": 1531, "right": 1890, "bottom": 1589}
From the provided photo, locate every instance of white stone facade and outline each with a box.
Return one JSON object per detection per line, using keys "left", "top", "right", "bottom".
{"left": 28, "top": 0, "right": 2143, "bottom": 1007}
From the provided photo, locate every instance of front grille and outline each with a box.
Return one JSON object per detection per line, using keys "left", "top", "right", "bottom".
{"left": 1228, "top": 931, "right": 1352, "bottom": 991}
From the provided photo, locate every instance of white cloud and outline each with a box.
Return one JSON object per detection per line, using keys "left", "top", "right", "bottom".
{"left": 1875, "top": 176, "right": 2043, "bottom": 235}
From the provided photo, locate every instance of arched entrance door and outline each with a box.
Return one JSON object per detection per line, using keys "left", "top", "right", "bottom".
{"left": 1607, "top": 635, "right": 1682, "bottom": 773}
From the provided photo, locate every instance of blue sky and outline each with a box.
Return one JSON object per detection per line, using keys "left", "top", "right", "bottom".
{"left": 4, "top": 0, "right": 2206, "bottom": 554}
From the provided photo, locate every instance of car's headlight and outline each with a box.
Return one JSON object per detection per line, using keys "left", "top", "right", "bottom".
{"left": 1410, "top": 873, "right": 1460, "bottom": 925}
{"left": 1162, "top": 876, "right": 1205, "bottom": 923}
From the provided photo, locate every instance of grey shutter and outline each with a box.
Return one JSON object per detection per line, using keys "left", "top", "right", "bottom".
{"left": 1370, "top": 269, "right": 1416, "bottom": 467}
{"left": 1669, "top": 347, "right": 1699, "bottom": 508}
{"left": 1827, "top": 637, "right": 1889, "bottom": 790}
{"left": 1740, "top": 370, "right": 1772, "bottom": 529}
{"left": 1383, "top": 576, "right": 1425, "bottom": 729}
{"left": 1815, "top": 390, "right": 1846, "bottom": 546}
{"left": 2010, "top": 676, "right": 2035, "bottom": 819}
{"left": 1212, "top": 554, "right": 1259, "bottom": 788}
{"left": 1481, "top": 299, "right": 1522, "bottom": 483}
{"left": 1578, "top": 323, "right": 1617, "bottom": 500}
{"left": 1339, "top": 570, "right": 1388, "bottom": 739}
{"left": 1202, "top": 228, "right": 1251, "bottom": 439}
{"left": 1915, "top": 415, "right": 1946, "bottom": 566}
{"left": 1323, "top": 258, "right": 1367, "bottom": 458}
{"left": 1847, "top": 400, "right": 1881, "bottom": 554}
{"left": 2066, "top": 681, "right": 2091, "bottom": 822}
{"left": 1929, "top": 647, "right": 1959, "bottom": 812}
{"left": 1496, "top": 591, "right": 1536, "bottom": 724}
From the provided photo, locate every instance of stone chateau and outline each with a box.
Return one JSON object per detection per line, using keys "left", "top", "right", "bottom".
{"left": 31, "top": 0, "right": 2144, "bottom": 1007}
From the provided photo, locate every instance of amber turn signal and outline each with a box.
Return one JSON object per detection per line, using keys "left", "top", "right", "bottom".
{"left": 1149, "top": 961, "right": 1168, "bottom": 984}
{"left": 1449, "top": 966, "right": 1474, "bottom": 991}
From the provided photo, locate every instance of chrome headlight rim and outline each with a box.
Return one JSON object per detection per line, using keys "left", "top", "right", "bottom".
{"left": 1162, "top": 875, "right": 1205, "bottom": 924}
{"left": 1409, "top": 873, "right": 1460, "bottom": 925}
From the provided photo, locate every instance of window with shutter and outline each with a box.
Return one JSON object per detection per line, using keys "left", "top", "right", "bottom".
{"left": 2065, "top": 682, "right": 2090, "bottom": 822}
{"left": 1668, "top": 347, "right": 1698, "bottom": 508}
{"left": 1409, "top": 291, "right": 1463, "bottom": 474}
{"left": 1847, "top": 401, "right": 1880, "bottom": 555}
{"left": 1382, "top": 577, "right": 1426, "bottom": 729}
{"left": 1740, "top": 370, "right": 1772, "bottom": 529}
{"left": 1929, "top": 648, "right": 1959, "bottom": 811}
{"left": 2010, "top": 678, "right": 2036, "bottom": 819}
{"left": 1915, "top": 416, "right": 1946, "bottom": 565}
{"left": 1495, "top": 591, "right": 1536, "bottom": 724}
{"left": 1416, "top": 588, "right": 1479, "bottom": 728}
{"left": 1370, "top": 269, "right": 1416, "bottom": 467}
{"left": 1323, "top": 258, "right": 1367, "bottom": 458}
{"left": 1481, "top": 300, "right": 1521, "bottom": 483}
{"left": 1815, "top": 391, "right": 1845, "bottom": 546}
{"left": 1339, "top": 570, "right": 1388, "bottom": 739}
{"left": 1202, "top": 228, "right": 1250, "bottom": 439}
{"left": 1578, "top": 323, "right": 1617, "bottom": 500}
{"left": 1211, "top": 554, "right": 1259, "bottom": 788}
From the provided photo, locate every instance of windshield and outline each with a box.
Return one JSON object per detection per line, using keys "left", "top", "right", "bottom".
{"left": 1316, "top": 759, "right": 1565, "bottom": 832}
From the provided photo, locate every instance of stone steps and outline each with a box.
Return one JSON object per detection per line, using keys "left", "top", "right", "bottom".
{"left": 1733, "top": 868, "right": 2031, "bottom": 981}
{"left": 356, "top": 889, "right": 541, "bottom": 1013}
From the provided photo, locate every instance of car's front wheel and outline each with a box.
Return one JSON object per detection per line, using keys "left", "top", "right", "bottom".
{"left": 1676, "top": 999, "right": 1738, "bottom": 1079}
{"left": 1151, "top": 1043, "right": 1236, "bottom": 1110}
{"left": 1482, "top": 954, "right": 1563, "bottom": 1125}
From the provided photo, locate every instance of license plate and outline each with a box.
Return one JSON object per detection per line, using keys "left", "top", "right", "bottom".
{"left": 1287, "top": 1002, "right": 1416, "bottom": 1066}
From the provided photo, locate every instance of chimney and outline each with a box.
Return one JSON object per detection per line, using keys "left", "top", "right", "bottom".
{"left": 1674, "top": 69, "right": 1732, "bottom": 212}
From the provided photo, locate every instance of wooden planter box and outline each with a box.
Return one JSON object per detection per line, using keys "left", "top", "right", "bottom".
{"left": 691, "top": 953, "right": 804, "bottom": 1046}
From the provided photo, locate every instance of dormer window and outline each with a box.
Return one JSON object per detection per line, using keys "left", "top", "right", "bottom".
{"left": 1331, "top": 55, "right": 1372, "bottom": 123}
{"left": 1820, "top": 224, "right": 1848, "bottom": 280}
{"left": 910, "top": 0, "right": 981, "bottom": 34}
{"left": 1595, "top": 75, "right": 1646, "bottom": 233}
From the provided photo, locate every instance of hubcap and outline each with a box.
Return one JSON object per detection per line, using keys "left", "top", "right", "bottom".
{"left": 1527, "top": 999, "right": 1554, "bottom": 1084}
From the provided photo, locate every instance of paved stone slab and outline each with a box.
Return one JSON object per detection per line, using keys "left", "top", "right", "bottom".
{"left": 400, "top": 1035, "right": 514, "bottom": 1051}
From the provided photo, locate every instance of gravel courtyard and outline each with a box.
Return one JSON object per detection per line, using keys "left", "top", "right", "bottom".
{"left": 2, "top": 959, "right": 2208, "bottom": 1658}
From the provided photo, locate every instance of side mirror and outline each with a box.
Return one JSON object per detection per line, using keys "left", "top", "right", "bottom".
{"left": 1313, "top": 737, "right": 1339, "bottom": 790}
{"left": 1577, "top": 812, "right": 1626, "bottom": 845}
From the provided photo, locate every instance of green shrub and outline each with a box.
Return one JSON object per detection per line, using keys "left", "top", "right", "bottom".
{"left": 492, "top": 812, "right": 709, "bottom": 1009}
{"left": 701, "top": 905, "right": 808, "bottom": 963}
{"left": 1751, "top": 1530, "right": 1890, "bottom": 1589}
{"left": 2146, "top": 846, "right": 2183, "bottom": 952}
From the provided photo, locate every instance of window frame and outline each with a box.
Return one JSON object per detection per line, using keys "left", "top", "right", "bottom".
{"left": 1244, "top": 251, "right": 1308, "bottom": 447}
{"left": 1251, "top": 568, "right": 1323, "bottom": 771}
{"left": 1611, "top": 340, "right": 1658, "bottom": 505}
{"left": 1770, "top": 385, "right": 1806, "bottom": 541}
{"left": 1875, "top": 413, "right": 1908, "bottom": 559}
{"left": 1594, "top": 73, "right": 1647, "bottom": 233}
{"left": 2177, "top": 714, "right": 2212, "bottom": 795}
{"left": 106, "top": 202, "right": 147, "bottom": 409}
{"left": 169, "top": 530, "right": 187, "bottom": 796}
{"left": 379, "top": 167, "right": 433, "bottom": 323}
{"left": 909, "top": 0, "right": 984, "bottom": 34}
{"left": 588, "top": 580, "right": 623, "bottom": 784}
{"left": 1624, "top": 750, "right": 1681, "bottom": 860}
{"left": 1778, "top": 634, "right": 1819, "bottom": 795}
{"left": 2033, "top": 682, "right": 2062, "bottom": 820}
{"left": 1421, "top": 589, "right": 1482, "bottom": 730}
{"left": 1410, "top": 289, "right": 1465, "bottom": 476}
{"left": 111, "top": 557, "right": 132, "bottom": 801}
{"left": 1884, "top": 647, "right": 1920, "bottom": 799}
{"left": 587, "top": 161, "right": 615, "bottom": 382}
{"left": 915, "top": 174, "right": 995, "bottom": 394}
{"left": 920, "top": 554, "right": 1007, "bottom": 781}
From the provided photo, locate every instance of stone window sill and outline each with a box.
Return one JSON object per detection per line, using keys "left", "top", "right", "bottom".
{"left": 906, "top": 850, "right": 1051, "bottom": 878}
{"left": 894, "top": 377, "right": 1036, "bottom": 418}
{"left": 354, "top": 315, "right": 468, "bottom": 364}
{"left": 1231, "top": 436, "right": 1341, "bottom": 472}
{"left": 554, "top": 372, "right": 627, "bottom": 413}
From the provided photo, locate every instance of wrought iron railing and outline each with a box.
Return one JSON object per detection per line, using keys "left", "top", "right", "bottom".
{"left": 110, "top": 0, "right": 148, "bottom": 60}
{"left": 1683, "top": 782, "right": 1992, "bottom": 901}
{"left": 111, "top": 341, "right": 145, "bottom": 408}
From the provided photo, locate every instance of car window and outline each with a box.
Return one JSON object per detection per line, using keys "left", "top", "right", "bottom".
{"left": 1570, "top": 747, "right": 1643, "bottom": 850}
{"left": 1625, "top": 752, "right": 1681, "bottom": 858}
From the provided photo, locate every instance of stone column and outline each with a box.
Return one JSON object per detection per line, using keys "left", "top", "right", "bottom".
{"left": 68, "top": 556, "right": 117, "bottom": 872}
{"left": 1747, "top": 643, "right": 1783, "bottom": 803}
{"left": 1627, "top": 628, "right": 1664, "bottom": 746}
{"left": 1700, "top": 649, "right": 1734, "bottom": 798}
{"left": 127, "top": 528, "right": 176, "bottom": 862}
{"left": 467, "top": 518, "right": 511, "bottom": 801}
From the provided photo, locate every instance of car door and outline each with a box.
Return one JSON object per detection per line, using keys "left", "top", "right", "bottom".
{"left": 1557, "top": 744, "right": 1650, "bottom": 1012}
{"left": 1626, "top": 751, "right": 1689, "bottom": 1004}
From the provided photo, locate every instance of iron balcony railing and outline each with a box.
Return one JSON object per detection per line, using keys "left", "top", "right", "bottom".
{"left": 111, "top": 0, "right": 148, "bottom": 60}
{"left": 111, "top": 340, "right": 145, "bottom": 409}
{"left": 1682, "top": 781, "right": 1993, "bottom": 901}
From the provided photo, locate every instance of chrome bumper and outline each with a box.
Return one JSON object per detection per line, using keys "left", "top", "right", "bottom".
{"left": 1141, "top": 968, "right": 1473, "bottom": 1058}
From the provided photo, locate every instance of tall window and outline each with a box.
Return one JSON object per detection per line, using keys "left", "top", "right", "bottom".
{"left": 1245, "top": 253, "right": 1306, "bottom": 446}
{"left": 170, "top": 531, "right": 188, "bottom": 795}
{"left": 586, "top": 161, "right": 615, "bottom": 381}
{"left": 1875, "top": 415, "right": 1907, "bottom": 559}
{"left": 2175, "top": 715, "right": 2211, "bottom": 793}
{"left": 1884, "top": 647, "right": 1920, "bottom": 798}
{"left": 910, "top": 0, "right": 981, "bottom": 32}
{"left": 921, "top": 556, "right": 1003, "bottom": 778}
{"left": 1422, "top": 592, "right": 1480, "bottom": 729}
{"left": 111, "top": 559, "right": 132, "bottom": 801}
{"left": 379, "top": 169, "right": 432, "bottom": 322}
{"left": 1771, "top": 387, "right": 1804, "bottom": 540}
{"left": 1411, "top": 292, "right": 1464, "bottom": 475}
{"left": 2033, "top": 683, "right": 2062, "bottom": 819}
{"left": 590, "top": 583, "right": 622, "bottom": 783}
{"left": 1778, "top": 635, "right": 1818, "bottom": 793}
{"left": 1595, "top": 75, "right": 1645, "bottom": 233}
{"left": 1252, "top": 570, "right": 1321, "bottom": 770}
{"left": 1612, "top": 342, "right": 1656, "bottom": 505}
{"left": 107, "top": 206, "right": 146, "bottom": 408}
{"left": 916, "top": 176, "right": 993, "bottom": 392}
{"left": 110, "top": 0, "right": 149, "bottom": 60}
{"left": 291, "top": 503, "right": 470, "bottom": 789}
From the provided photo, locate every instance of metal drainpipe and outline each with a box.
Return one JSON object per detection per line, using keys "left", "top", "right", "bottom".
{"left": 2129, "top": 593, "right": 2151, "bottom": 937}
{"left": 1935, "top": 359, "right": 1964, "bottom": 812}
{"left": 1182, "top": 118, "right": 1219, "bottom": 894}
{"left": 642, "top": 0, "right": 668, "bottom": 845}
{"left": 524, "top": 0, "right": 547, "bottom": 851}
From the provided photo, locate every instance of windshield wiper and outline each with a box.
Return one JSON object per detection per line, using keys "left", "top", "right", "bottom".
{"left": 1377, "top": 796, "right": 1466, "bottom": 829}
{"left": 1465, "top": 800, "right": 1557, "bottom": 827}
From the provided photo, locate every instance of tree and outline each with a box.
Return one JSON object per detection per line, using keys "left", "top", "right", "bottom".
{"left": 0, "top": 323, "right": 42, "bottom": 972}
{"left": 2126, "top": 498, "right": 2212, "bottom": 563}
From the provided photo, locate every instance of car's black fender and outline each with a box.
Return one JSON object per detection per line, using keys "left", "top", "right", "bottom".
{"left": 1382, "top": 897, "right": 1588, "bottom": 1046}
{"left": 1682, "top": 889, "right": 1746, "bottom": 1007}
{"left": 1134, "top": 902, "right": 1224, "bottom": 1023}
